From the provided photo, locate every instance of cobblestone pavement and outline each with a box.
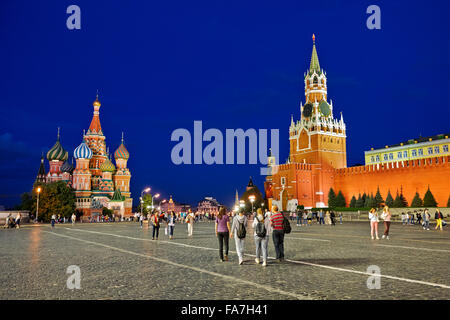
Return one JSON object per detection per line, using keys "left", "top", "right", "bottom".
{"left": 1, "top": 220, "right": 449, "bottom": 300}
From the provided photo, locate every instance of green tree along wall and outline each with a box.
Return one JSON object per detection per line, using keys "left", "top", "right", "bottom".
{"left": 385, "top": 190, "right": 394, "bottom": 207}
{"left": 32, "top": 181, "right": 76, "bottom": 222}
{"left": 374, "top": 187, "right": 384, "bottom": 208}
{"left": 328, "top": 188, "right": 337, "bottom": 208}
{"left": 423, "top": 188, "right": 437, "bottom": 207}
{"left": 335, "top": 191, "right": 346, "bottom": 207}
{"left": 349, "top": 196, "right": 357, "bottom": 208}
{"left": 355, "top": 194, "right": 364, "bottom": 208}
{"left": 393, "top": 192, "right": 408, "bottom": 208}
{"left": 411, "top": 192, "right": 423, "bottom": 207}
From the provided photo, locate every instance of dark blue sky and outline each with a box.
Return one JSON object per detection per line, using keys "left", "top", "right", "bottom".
{"left": 1, "top": 0, "right": 449, "bottom": 208}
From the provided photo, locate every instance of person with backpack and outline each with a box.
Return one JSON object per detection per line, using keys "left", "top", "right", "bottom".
{"left": 230, "top": 209, "right": 248, "bottom": 265}
{"left": 252, "top": 208, "right": 271, "bottom": 267}
{"left": 269, "top": 206, "right": 286, "bottom": 262}
{"left": 215, "top": 207, "right": 231, "bottom": 262}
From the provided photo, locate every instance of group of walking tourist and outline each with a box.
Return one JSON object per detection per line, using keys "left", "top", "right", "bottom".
{"left": 295, "top": 209, "right": 342, "bottom": 226}
{"left": 400, "top": 208, "right": 446, "bottom": 230}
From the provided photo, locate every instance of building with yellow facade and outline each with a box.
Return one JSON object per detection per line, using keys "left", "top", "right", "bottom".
{"left": 365, "top": 133, "right": 450, "bottom": 165}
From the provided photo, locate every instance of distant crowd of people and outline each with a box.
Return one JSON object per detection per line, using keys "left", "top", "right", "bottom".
{"left": 400, "top": 208, "right": 446, "bottom": 230}
{"left": 289, "top": 209, "right": 343, "bottom": 227}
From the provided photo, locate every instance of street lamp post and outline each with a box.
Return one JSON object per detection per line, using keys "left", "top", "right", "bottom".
{"left": 239, "top": 200, "right": 245, "bottom": 214}
{"left": 152, "top": 193, "right": 160, "bottom": 211}
{"left": 35, "top": 187, "right": 41, "bottom": 223}
{"left": 141, "top": 187, "right": 151, "bottom": 217}
{"left": 249, "top": 195, "right": 256, "bottom": 215}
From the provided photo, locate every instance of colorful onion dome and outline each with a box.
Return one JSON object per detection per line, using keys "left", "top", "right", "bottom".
{"left": 100, "top": 158, "right": 116, "bottom": 172}
{"left": 114, "top": 133, "right": 129, "bottom": 160}
{"left": 114, "top": 143, "right": 129, "bottom": 160}
{"left": 74, "top": 141, "right": 93, "bottom": 159}
{"left": 47, "top": 130, "right": 68, "bottom": 162}
{"left": 61, "top": 160, "right": 74, "bottom": 173}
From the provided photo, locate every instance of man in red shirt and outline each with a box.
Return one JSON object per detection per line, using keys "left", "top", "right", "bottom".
{"left": 270, "top": 205, "right": 285, "bottom": 262}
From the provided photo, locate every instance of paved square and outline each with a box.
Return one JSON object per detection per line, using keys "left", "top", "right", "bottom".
{"left": 1, "top": 220, "right": 449, "bottom": 300}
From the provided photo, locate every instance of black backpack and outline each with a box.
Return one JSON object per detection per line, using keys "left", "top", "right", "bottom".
{"left": 237, "top": 220, "right": 246, "bottom": 239}
{"left": 283, "top": 216, "right": 291, "bottom": 234}
{"left": 255, "top": 216, "right": 266, "bottom": 238}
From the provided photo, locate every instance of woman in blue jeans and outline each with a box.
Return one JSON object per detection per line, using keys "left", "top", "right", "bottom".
{"left": 252, "top": 208, "right": 271, "bottom": 266}
{"left": 167, "top": 211, "right": 176, "bottom": 240}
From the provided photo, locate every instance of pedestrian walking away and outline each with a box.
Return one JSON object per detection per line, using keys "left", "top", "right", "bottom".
{"left": 14, "top": 212, "right": 21, "bottom": 229}
{"left": 252, "top": 208, "right": 271, "bottom": 266}
{"left": 139, "top": 213, "right": 144, "bottom": 228}
{"left": 270, "top": 205, "right": 285, "bottom": 262}
{"left": 296, "top": 209, "right": 302, "bottom": 226}
{"left": 51, "top": 214, "right": 56, "bottom": 228}
{"left": 230, "top": 209, "right": 248, "bottom": 265}
{"left": 368, "top": 208, "right": 379, "bottom": 240}
{"left": 422, "top": 209, "right": 430, "bottom": 230}
{"left": 215, "top": 207, "right": 231, "bottom": 262}
{"left": 381, "top": 205, "right": 391, "bottom": 239}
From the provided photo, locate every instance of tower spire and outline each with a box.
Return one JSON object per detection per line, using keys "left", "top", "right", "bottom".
{"left": 309, "top": 34, "right": 320, "bottom": 72}
{"left": 121, "top": 131, "right": 124, "bottom": 144}
{"left": 57, "top": 127, "right": 60, "bottom": 141}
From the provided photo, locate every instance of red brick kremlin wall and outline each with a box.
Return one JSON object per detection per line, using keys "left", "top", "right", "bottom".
{"left": 333, "top": 155, "right": 450, "bottom": 207}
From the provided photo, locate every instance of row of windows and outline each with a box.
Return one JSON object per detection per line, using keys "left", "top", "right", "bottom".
{"left": 370, "top": 145, "right": 449, "bottom": 163}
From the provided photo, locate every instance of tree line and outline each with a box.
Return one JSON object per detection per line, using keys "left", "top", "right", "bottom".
{"left": 328, "top": 187, "right": 447, "bottom": 209}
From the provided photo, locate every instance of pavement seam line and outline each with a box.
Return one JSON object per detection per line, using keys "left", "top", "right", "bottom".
{"left": 63, "top": 227, "right": 450, "bottom": 290}
{"left": 45, "top": 230, "right": 312, "bottom": 300}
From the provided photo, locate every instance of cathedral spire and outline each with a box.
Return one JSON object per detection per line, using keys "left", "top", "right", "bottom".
{"left": 309, "top": 34, "right": 320, "bottom": 72}
{"left": 88, "top": 91, "right": 103, "bottom": 134}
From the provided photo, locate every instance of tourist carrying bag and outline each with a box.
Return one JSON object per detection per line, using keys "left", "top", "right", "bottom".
{"left": 255, "top": 216, "right": 266, "bottom": 238}
{"left": 237, "top": 220, "right": 246, "bottom": 239}
{"left": 282, "top": 216, "right": 291, "bottom": 234}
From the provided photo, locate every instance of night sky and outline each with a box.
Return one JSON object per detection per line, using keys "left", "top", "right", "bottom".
{"left": 1, "top": 0, "right": 449, "bottom": 209}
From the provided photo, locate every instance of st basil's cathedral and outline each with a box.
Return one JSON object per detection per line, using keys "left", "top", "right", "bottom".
{"left": 35, "top": 94, "right": 133, "bottom": 219}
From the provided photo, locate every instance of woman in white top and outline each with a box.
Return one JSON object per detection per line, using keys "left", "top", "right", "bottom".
{"left": 368, "top": 208, "right": 379, "bottom": 240}
{"left": 252, "top": 208, "right": 272, "bottom": 267}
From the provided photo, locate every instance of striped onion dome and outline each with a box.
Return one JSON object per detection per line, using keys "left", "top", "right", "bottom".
{"left": 47, "top": 139, "right": 68, "bottom": 162}
{"left": 61, "top": 160, "right": 74, "bottom": 173}
{"left": 100, "top": 158, "right": 116, "bottom": 172}
{"left": 114, "top": 143, "right": 129, "bottom": 160}
{"left": 74, "top": 141, "right": 93, "bottom": 159}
